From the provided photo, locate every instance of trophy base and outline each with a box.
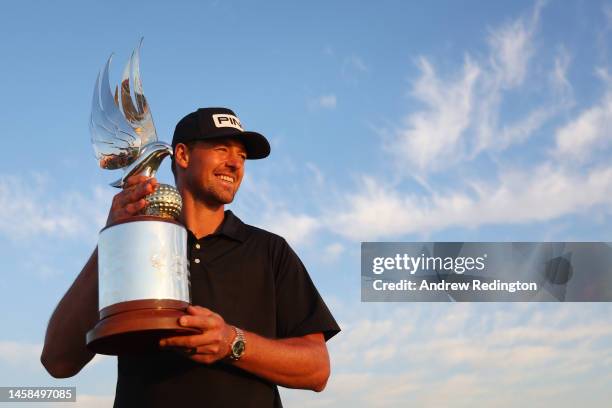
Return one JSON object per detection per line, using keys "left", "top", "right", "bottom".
{"left": 86, "top": 299, "right": 200, "bottom": 356}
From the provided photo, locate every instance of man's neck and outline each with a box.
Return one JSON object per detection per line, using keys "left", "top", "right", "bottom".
{"left": 179, "top": 193, "right": 226, "bottom": 239}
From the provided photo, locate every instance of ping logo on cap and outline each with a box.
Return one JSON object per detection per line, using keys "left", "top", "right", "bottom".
{"left": 212, "top": 114, "right": 244, "bottom": 132}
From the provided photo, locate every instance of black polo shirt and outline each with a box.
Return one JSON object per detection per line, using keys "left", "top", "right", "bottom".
{"left": 114, "top": 210, "right": 340, "bottom": 407}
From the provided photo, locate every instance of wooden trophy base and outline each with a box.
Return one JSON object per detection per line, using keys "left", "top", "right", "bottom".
{"left": 86, "top": 299, "right": 200, "bottom": 356}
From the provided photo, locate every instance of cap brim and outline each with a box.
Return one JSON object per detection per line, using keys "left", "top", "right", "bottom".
{"left": 228, "top": 131, "right": 271, "bottom": 160}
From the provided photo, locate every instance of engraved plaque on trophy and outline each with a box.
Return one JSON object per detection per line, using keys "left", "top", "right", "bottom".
{"left": 86, "top": 40, "right": 198, "bottom": 355}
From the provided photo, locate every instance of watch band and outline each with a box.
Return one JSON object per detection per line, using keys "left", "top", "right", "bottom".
{"left": 229, "top": 326, "right": 246, "bottom": 361}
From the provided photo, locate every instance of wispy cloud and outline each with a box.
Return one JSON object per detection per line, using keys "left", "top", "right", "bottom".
{"left": 387, "top": 1, "right": 556, "bottom": 175}
{"left": 322, "top": 243, "right": 345, "bottom": 262}
{"left": 282, "top": 303, "right": 612, "bottom": 407}
{"left": 0, "top": 340, "right": 111, "bottom": 374}
{"left": 327, "top": 164, "right": 612, "bottom": 240}
{"left": 340, "top": 55, "right": 369, "bottom": 82}
{"left": 605, "top": 3, "right": 612, "bottom": 28}
{"left": 323, "top": 45, "right": 335, "bottom": 57}
{"left": 51, "top": 394, "right": 115, "bottom": 408}
{"left": 310, "top": 94, "right": 337, "bottom": 110}
{"left": 343, "top": 55, "right": 368, "bottom": 73}
{"left": 551, "top": 45, "right": 573, "bottom": 96}
{"left": 487, "top": 0, "right": 543, "bottom": 89}
{"left": 302, "top": 0, "right": 612, "bottom": 240}
{"left": 0, "top": 341, "right": 42, "bottom": 370}
{"left": 260, "top": 211, "right": 321, "bottom": 246}
{"left": 554, "top": 74, "right": 612, "bottom": 161}
{"left": 0, "top": 173, "right": 110, "bottom": 241}
{"left": 232, "top": 174, "right": 323, "bottom": 247}
{"left": 387, "top": 57, "right": 480, "bottom": 173}
{"left": 240, "top": 1, "right": 610, "bottom": 243}
{"left": 497, "top": 105, "right": 558, "bottom": 148}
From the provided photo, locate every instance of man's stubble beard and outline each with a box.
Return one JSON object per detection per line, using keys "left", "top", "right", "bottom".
{"left": 190, "top": 177, "right": 240, "bottom": 208}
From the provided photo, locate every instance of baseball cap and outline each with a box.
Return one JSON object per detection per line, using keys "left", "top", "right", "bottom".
{"left": 171, "top": 107, "right": 270, "bottom": 159}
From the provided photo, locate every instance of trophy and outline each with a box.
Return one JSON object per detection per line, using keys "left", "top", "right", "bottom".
{"left": 86, "top": 39, "right": 198, "bottom": 355}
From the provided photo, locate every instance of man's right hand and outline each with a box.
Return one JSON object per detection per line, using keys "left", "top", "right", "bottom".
{"left": 106, "top": 175, "right": 158, "bottom": 227}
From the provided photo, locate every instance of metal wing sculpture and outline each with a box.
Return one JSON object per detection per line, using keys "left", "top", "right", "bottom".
{"left": 90, "top": 38, "right": 172, "bottom": 188}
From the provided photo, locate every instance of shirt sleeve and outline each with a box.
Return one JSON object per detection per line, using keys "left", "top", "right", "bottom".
{"left": 272, "top": 238, "right": 340, "bottom": 341}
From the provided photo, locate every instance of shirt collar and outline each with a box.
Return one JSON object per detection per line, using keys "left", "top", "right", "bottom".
{"left": 187, "top": 210, "right": 249, "bottom": 243}
{"left": 219, "top": 210, "right": 249, "bottom": 242}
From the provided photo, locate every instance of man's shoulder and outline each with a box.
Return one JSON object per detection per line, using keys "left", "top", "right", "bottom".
{"left": 237, "top": 220, "right": 300, "bottom": 270}
{"left": 228, "top": 210, "right": 289, "bottom": 247}
{"left": 242, "top": 222, "right": 288, "bottom": 246}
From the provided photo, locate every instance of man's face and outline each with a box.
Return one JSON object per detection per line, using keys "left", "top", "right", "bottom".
{"left": 180, "top": 138, "right": 246, "bottom": 206}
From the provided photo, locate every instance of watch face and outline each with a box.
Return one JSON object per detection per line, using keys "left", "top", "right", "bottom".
{"left": 232, "top": 340, "right": 245, "bottom": 357}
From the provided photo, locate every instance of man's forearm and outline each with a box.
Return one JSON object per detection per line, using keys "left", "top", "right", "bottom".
{"left": 160, "top": 306, "right": 332, "bottom": 391}
{"left": 41, "top": 249, "right": 99, "bottom": 378}
{"left": 230, "top": 331, "right": 330, "bottom": 392}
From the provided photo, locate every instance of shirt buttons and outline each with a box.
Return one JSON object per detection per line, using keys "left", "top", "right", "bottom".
{"left": 194, "top": 258, "right": 200, "bottom": 264}
{"left": 195, "top": 243, "right": 201, "bottom": 249}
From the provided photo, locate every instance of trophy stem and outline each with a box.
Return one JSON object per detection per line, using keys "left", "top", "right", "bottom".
{"left": 109, "top": 142, "right": 173, "bottom": 188}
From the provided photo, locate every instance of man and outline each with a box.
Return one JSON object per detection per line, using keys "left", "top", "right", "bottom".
{"left": 41, "top": 108, "right": 340, "bottom": 407}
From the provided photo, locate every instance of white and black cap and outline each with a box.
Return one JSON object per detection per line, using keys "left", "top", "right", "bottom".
{"left": 172, "top": 107, "right": 270, "bottom": 159}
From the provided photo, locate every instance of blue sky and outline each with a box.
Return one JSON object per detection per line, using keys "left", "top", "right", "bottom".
{"left": 1, "top": 0, "right": 612, "bottom": 406}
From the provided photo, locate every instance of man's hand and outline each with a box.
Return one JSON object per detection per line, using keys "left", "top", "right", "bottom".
{"left": 106, "top": 175, "right": 158, "bottom": 226}
{"left": 159, "top": 305, "right": 235, "bottom": 364}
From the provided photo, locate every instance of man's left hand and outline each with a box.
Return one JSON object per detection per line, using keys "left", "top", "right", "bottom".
{"left": 159, "top": 305, "right": 235, "bottom": 364}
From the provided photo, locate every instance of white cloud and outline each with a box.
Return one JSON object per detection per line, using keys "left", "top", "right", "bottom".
{"left": 388, "top": 57, "right": 480, "bottom": 173}
{"left": 550, "top": 45, "right": 572, "bottom": 96}
{"left": 50, "top": 394, "right": 114, "bottom": 408}
{"left": 0, "top": 174, "right": 110, "bottom": 241}
{"left": 307, "top": 2, "right": 612, "bottom": 240}
{"left": 327, "top": 164, "right": 612, "bottom": 240}
{"left": 0, "top": 340, "right": 111, "bottom": 378}
{"left": 487, "top": 0, "right": 542, "bottom": 89}
{"left": 554, "top": 87, "right": 612, "bottom": 161}
{"left": 497, "top": 105, "right": 558, "bottom": 148}
{"left": 305, "top": 162, "right": 325, "bottom": 187}
{"left": 388, "top": 1, "right": 556, "bottom": 175}
{"left": 340, "top": 55, "right": 369, "bottom": 83}
{"left": 223, "top": 2, "right": 604, "bottom": 246}
{"left": 605, "top": 3, "right": 612, "bottom": 27}
{"left": 282, "top": 303, "right": 612, "bottom": 407}
{"left": 317, "top": 94, "right": 337, "bottom": 109}
{"left": 232, "top": 172, "right": 323, "bottom": 248}
{"left": 343, "top": 55, "right": 368, "bottom": 73}
{"left": 322, "top": 243, "right": 345, "bottom": 262}
{"left": 260, "top": 211, "right": 320, "bottom": 247}
{"left": 0, "top": 341, "right": 42, "bottom": 370}
{"left": 88, "top": 353, "right": 112, "bottom": 367}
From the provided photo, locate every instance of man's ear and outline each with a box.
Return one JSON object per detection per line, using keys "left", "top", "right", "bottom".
{"left": 174, "top": 143, "right": 189, "bottom": 170}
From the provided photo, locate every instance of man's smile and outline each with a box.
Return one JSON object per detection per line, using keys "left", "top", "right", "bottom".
{"left": 216, "top": 174, "right": 235, "bottom": 184}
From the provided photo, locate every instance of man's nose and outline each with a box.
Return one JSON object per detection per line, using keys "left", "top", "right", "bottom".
{"left": 225, "top": 152, "right": 244, "bottom": 169}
